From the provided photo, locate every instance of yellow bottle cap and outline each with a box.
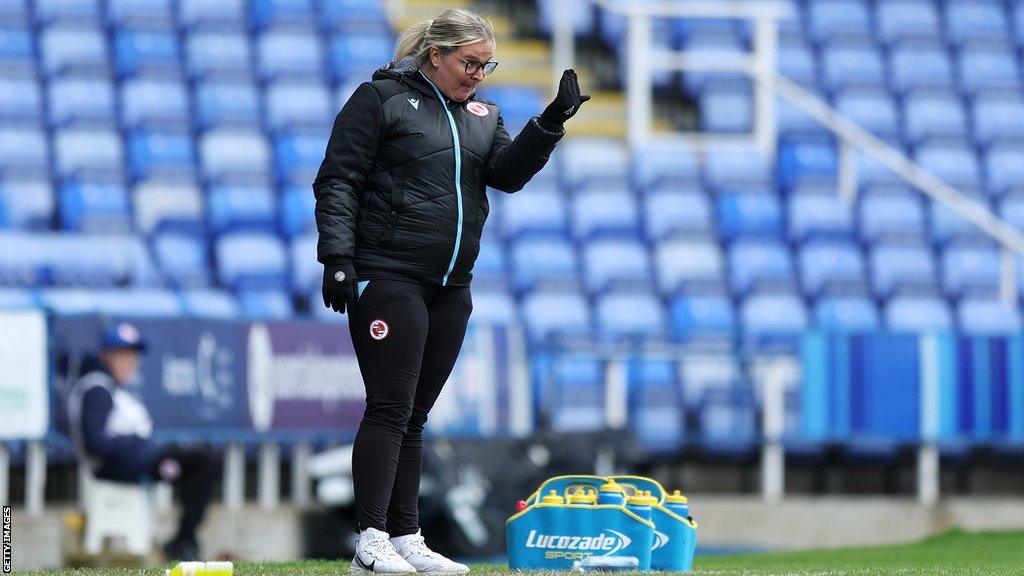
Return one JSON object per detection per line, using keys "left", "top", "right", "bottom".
{"left": 626, "top": 494, "right": 648, "bottom": 506}
{"left": 541, "top": 490, "right": 564, "bottom": 504}
{"left": 666, "top": 489, "right": 688, "bottom": 504}
{"left": 568, "top": 490, "right": 596, "bottom": 504}
{"left": 599, "top": 479, "right": 624, "bottom": 493}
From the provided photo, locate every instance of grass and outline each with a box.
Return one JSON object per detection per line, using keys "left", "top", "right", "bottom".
{"left": 17, "top": 530, "right": 1024, "bottom": 575}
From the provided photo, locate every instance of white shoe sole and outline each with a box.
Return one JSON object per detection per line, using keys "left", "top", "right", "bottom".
{"left": 349, "top": 563, "right": 416, "bottom": 575}
{"left": 415, "top": 571, "right": 470, "bottom": 576}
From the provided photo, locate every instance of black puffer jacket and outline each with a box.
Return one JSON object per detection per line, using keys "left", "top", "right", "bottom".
{"left": 313, "top": 58, "right": 564, "bottom": 286}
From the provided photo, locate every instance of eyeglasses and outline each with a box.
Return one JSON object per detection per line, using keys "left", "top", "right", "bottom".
{"left": 455, "top": 55, "right": 499, "bottom": 76}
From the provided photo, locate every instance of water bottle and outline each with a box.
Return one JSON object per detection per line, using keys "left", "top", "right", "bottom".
{"left": 165, "top": 562, "right": 233, "bottom": 576}
{"left": 625, "top": 494, "right": 651, "bottom": 521}
{"left": 541, "top": 489, "right": 564, "bottom": 505}
{"left": 665, "top": 489, "right": 689, "bottom": 518}
{"left": 597, "top": 479, "right": 625, "bottom": 506}
{"left": 568, "top": 488, "right": 596, "bottom": 505}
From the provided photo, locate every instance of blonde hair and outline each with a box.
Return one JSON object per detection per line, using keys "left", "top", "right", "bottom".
{"left": 394, "top": 8, "right": 496, "bottom": 64}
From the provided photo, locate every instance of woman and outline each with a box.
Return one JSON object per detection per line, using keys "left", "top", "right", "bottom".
{"left": 314, "top": 8, "right": 588, "bottom": 574}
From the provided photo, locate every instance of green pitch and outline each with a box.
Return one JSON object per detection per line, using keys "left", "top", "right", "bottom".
{"left": 18, "top": 530, "right": 1024, "bottom": 575}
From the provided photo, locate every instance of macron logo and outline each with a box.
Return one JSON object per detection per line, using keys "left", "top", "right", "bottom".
{"left": 408, "top": 98, "right": 419, "bottom": 110}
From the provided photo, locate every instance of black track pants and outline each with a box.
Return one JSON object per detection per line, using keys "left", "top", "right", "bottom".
{"left": 149, "top": 446, "right": 217, "bottom": 545}
{"left": 348, "top": 279, "right": 473, "bottom": 535}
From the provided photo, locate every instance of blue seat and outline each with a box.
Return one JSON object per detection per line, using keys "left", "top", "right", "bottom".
{"left": 510, "top": 235, "right": 578, "bottom": 293}
{"left": 999, "top": 195, "right": 1024, "bottom": 230}
{"left": 0, "top": 28, "right": 34, "bottom": 74}
{"left": 195, "top": 81, "right": 260, "bottom": 128}
{"left": 876, "top": 0, "right": 940, "bottom": 45}
{"left": 128, "top": 131, "right": 195, "bottom": 180}
{"left": 986, "top": 145, "right": 1024, "bottom": 194}
{"left": 536, "top": 0, "right": 594, "bottom": 37}
{"left": 95, "top": 288, "right": 183, "bottom": 317}
{"left": 717, "top": 191, "right": 782, "bottom": 239}
{"left": 472, "top": 233, "right": 506, "bottom": 287}
{"left": 0, "top": 127, "right": 48, "bottom": 175}
{"left": 855, "top": 151, "right": 901, "bottom": 188}
{"left": 48, "top": 234, "right": 157, "bottom": 287}
{"left": 250, "top": 0, "right": 313, "bottom": 29}
{"left": 696, "top": 388, "right": 757, "bottom": 456}
{"left": 704, "top": 145, "right": 771, "bottom": 190}
{"left": 903, "top": 94, "right": 967, "bottom": 144}
{"left": 288, "top": 233, "right": 317, "bottom": 294}
{"left": 628, "top": 361, "right": 685, "bottom": 455}
{"left": 572, "top": 189, "right": 639, "bottom": 239}
{"left": 559, "top": 139, "right": 629, "bottom": 190}
{"left": 266, "top": 82, "right": 332, "bottom": 131}
{"left": 0, "top": 78, "right": 42, "bottom": 123}
{"left": 501, "top": 188, "right": 567, "bottom": 237}
{"left": 679, "top": 34, "right": 746, "bottom": 95}
{"left": 728, "top": 240, "right": 794, "bottom": 295}
{"left": 788, "top": 190, "right": 854, "bottom": 240}
{"left": 859, "top": 192, "right": 925, "bottom": 241}
{"left": 106, "top": 0, "right": 172, "bottom": 26}
{"left": 777, "top": 98, "right": 824, "bottom": 138}
{"left": 0, "top": 288, "right": 38, "bottom": 309}
{"left": 153, "top": 233, "right": 210, "bottom": 288}
{"left": 281, "top": 185, "right": 315, "bottom": 238}
{"left": 929, "top": 201, "right": 988, "bottom": 245}
{"left": 958, "top": 299, "right": 1022, "bottom": 335}
{"left": 121, "top": 78, "right": 189, "bottom": 128}
{"left": 821, "top": 43, "right": 885, "bottom": 91}
{"left": 799, "top": 241, "right": 866, "bottom": 296}
{"left": 888, "top": 45, "right": 953, "bottom": 94}
{"left": 208, "top": 185, "right": 276, "bottom": 233}
{"left": 41, "top": 27, "right": 107, "bottom": 74}
{"left": 54, "top": 128, "right": 123, "bottom": 180}
{"left": 114, "top": 29, "right": 179, "bottom": 77}
{"left": 178, "top": 0, "right": 245, "bottom": 28}
{"left": 644, "top": 190, "right": 712, "bottom": 240}
{"left": 944, "top": 1, "right": 1008, "bottom": 47}
{"left": 594, "top": 291, "right": 667, "bottom": 341}
{"left": 807, "top": 0, "right": 871, "bottom": 43}
{"left": 885, "top": 296, "right": 952, "bottom": 332}
{"left": 59, "top": 182, "right": 130, "bottom": 233}
{"left": 777, "top": 139, "right": 837, "bottom": 190}
{"left": 0, "top": 180, "right": 53, "bottom": 230}
{"left": 322, "top": 0, "right": 387, "bottom": 29}
{"left": 199, "top": 130, "right": 271, "bottom": 182}
{"left": 330, "top": 34, "right": 393, "bottom": 82}
{"left": 0, "top": 232, "right": 48, "bottom": 286}
{"left": 48, "top": 77, "right": 115, "bottom": 126}
{"left": 180, "top": 289, "right": 241, "bottom": 319}
{"left": 654, "top": 239, "right": 724, "bottom": 294}
{"left": 870, "top": 243, "right": 937, "bottom": 296}
{"left": 958, "top": 48, "right": 1019, "bottom": 95}
{"left": 915, "top": 143, "right": 980, "bottom": 189}
{"left": 777, "top": 43, "right": 817, "bottom": 86}
{"left": 469, "top": 288, "right": 516, "bottom": 325}
{"left": 521, "top": 290, "right": 592, "bottom": 342}
{"left": 215, "top": 232, "right": 288, "bottom": 290}
{"left": 700, "top": 84, "right": 752, "bottom": 132}
{"left": 133, "top": 182, "right": 203, "bottom": 234}
{"left": 257, "top": 30, "right": 322, "bottom": 79}
{"left": 835, "top": 91, "right": 898, "bottom": 140}
{"left": 632, "top": 143, "right": 699, "bottom": 190}
{"left": 475, "top": 85, "right": 543, "bottom": 132}
{"left": 238, "top": 289, "right": 294, "bottom": 319}
{"left": 973, "top": 95, "right": 1024, "bottom": 147}
{"left": 942, "top": 245, "right": 1000, "bottom": 298}
{"left": 670, "top": 294, "right": 736, "bottom": 341}
{"left": 581, "top": 238, "right": 650, "bottom": 294}
{"left": 741, "top": 293, "right": 809, "bottom": 339}
{"left": 547, "top": 355, "right": 606, "bottom": 432}
{"left": 186, "top": 32, "right": 251, "bottom": 77}
{"left": 815, "top": 295, "right": 879, "bottom": 332}
{"left": 35, "top": 0, "right": 99, "bottom": 23}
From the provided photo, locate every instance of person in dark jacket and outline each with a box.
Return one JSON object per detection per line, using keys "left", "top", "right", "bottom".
{"left": 314, "top": 7, "right": 588, "bottom": 575}
{"left": 67, "top": 322, "right": 217, "bottom": 562}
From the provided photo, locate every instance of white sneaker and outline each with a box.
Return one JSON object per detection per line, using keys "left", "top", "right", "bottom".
{"left": 351, "top": 528, "right": 417, "bottom": 574}
{"left": 390, "top": 530, "right": 470, "bottom": 575}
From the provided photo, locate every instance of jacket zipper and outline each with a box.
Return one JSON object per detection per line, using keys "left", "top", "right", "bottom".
{"left": 419, "top": 71, "right": 464, "bottom": 286}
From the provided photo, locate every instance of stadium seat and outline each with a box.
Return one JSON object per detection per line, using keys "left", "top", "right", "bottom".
{"left": 958, "top": 48, "right": 1019, "bottom": 95}
{"left": 128, "top": 132, "right": 196, "bottom": 181}
{"left": 776, "top": 98, "right": 823, "bottom": 138}
{"left": 48, "top": 77, "right": 115, "bottom": 126}
{"left": 48, "top": 234, "right": 157, "bottom": 287}
{"left": 669, "top": 294, "right": 736, "bottom": 342}
{"left": 728, "top": 240, "right": 795, "bottom": 295}
{"left": 740, "top": 293, "right": 809, "bottom": 340}
{"left": 594, "top": 291, "right": 667, "bottom": 341}
{"left": 134, "top": 182, "right": 203, "bottom": 234}
{"left": 0, "top": 77, "right": 41, "bottom": 123}
{"left": 186, "top": 32, "right": 251, "bottom": 77}
{"left": 777, "top": 43, "right": 817, "bottom": 87}
{"left": 704, "top": 145, "right": 771, "bottom": 190}
{"left": 59, "top": 182, "right": 131, "bottom": 233}
{"left": 944, "top": 1, "right": 1009, "bottom": 48}
{"left": 0, "top": 232, "right": 48, "bottom": 286}
{"left": 888, "top": 45, "right": 954, "bottom": 94}
{"left": 179, "top": 289, "right": 241, "bottom": 319}
{"left": 469, "top": 288, "right": 516, "bottom": 325}
{"left": 654, "top": 239, "right": 725, "bottom": 294}
{"left": 870, "top": 243, "right": 937, "bottom": 296}
{"left": 788, "top": 189, "right": 855, "bottom": 240}
{"left": 0, "top": 180, "right": 54, "bottom": 230}
{"left": 288, "top": 233, "right": 317, "bottom": 295}
{"left": 195, "top": 81, "right": 260, "bottom": 128}
{"left": 40, "top": 26, "right": 107, "bottom": 75}
{"left": 0, "top": 288, "right": 38, "bottom": 309}
{"left": 930, "top": 201, "right": 988, "bottom": 246}
{"left": 958, "top": 299, "right": 1022, "bottom": 335}
{"left": 821, "top": 43, "right": 886, "bottom": 92}
{"left": 36, "top": 288, "right": 100, "bottom": 314}
{"left": 835, "top": 91, "right": 898, "bottom": 140}
{"left": 329, "top": 34, "right": 393, "bottom": 82}
{"left": 207, "top": 185, "right": 276, "bottom": 233}
{"left": 257, "top": 30, "right": 323, "bottom": 79}
{"left": 215, "top": 232, "right": 288, "bottom": 290}
{"left": 643, "top": 190, "right": 712, "bottom": 240}
{"left": 0, "top": 28, "right": 36, "bottom": 75}
{"left": 535, "top": 0, "right": 594, "bottom": 37}
{"left": 876, "top": 0, "right": 940, "bottom": 45}
{"left": 559, "top": 138, "right": 629, "bottom": 189}
{"left": 153, "top": 233, "right": 210, "bottom": 288}
{"left": 806, "top": 0, "right": 871, "bottom": 43}
{"left": 501, "top": 187, "right": 567, "bottom": 238}
{"left": 915, "top": 143, "right": 980, "bottom": 189}
{"left": 178, "top": 0, "right": 245, "bottom": 28}
{"left": 199, "top": 130, "right": 271, "bottom": 182}
{"left": 985, "top": 145, "right": 1024, "bottom": 195}
{"left": 571, "top": 189, "right": 640, "bottom": 239}
{"left": 902, "top": 94, "right": 967, "bottom": 144}
{"left": 972, "top": 94, "right": 1024, "bottom": 146}
{"left": 859, "top": 192, "right": 925, "bottom": 242}
{"left": 250, "top": 0, "right": 314, "bottom": 29}
{"left": 476, "top": 85, "right": 543, "bottom": 132}
{"left": 509, "top": 234, "right": 578, "bottom": 293}
{"left": 472, "top": 236, "right": 506, "bottom": 287}
{"left": 717, "top": 191, "right": 782, "bottom": 239}
{"left": 54, "top": 128, "right": 124, "bottom": 180}
{"left": 0, "top": 127, "right": 48, "bottom": 175}
{"left": 281, "top": 185, "right": 315, "bottom": 238}
{"left": 94, "top": 288, "right": 183, "bottom": 317}
{"left": 546, "top": 354, "right": 606, "bottom": 432}
{"left": 581, "top": 238, "right": 651, "bottom": 294}
{"left": 521, "top": 290, "right": 592, "bottom": 342}
{"left": 632, "top": 143, "right": 700, "bottom": 190}
{"left": 121, "top": 78, "right": 190, "bottom": 128}
{"left": 35, "top": 0, "right": 99, "bottom": 23}
{"left": 999, "top": 195, "right": 1024, "bottom": 230}
{"left": 885, "top": 296, "right": 952, "bottom": 332}
{"left": 238, "top": 289, "right": 294, "bottom": 319}
{"left": 628, "top": 361, "right": 685, "bottom": 455}
{"left": 815, "top": 295, "right": 879, "bottom": 332}
{"left": 700, "top": 84, "right": 752, "bottom": 133}
{"left": 265, "top": 82, "right": 333, "bottom": 131}
{"left": 941, "top": 245, "right": 1000, "bottom": 298}
{"left": 114, "top": 29, "right": 179, "bottom": 77}
{"left": 777, "top": 139, "right": 837, "bottom": 190}
{"left": 798, "top": 241, "right": 866, "bottom": 296}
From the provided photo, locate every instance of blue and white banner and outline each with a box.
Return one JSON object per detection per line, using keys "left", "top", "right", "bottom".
{"left": 0, "top": 310, "right": 48, "bottom": 440}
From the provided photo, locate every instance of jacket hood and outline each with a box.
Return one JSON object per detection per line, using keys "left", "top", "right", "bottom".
{"left": 373, "top": 56, "right": 477, "bottom": 103}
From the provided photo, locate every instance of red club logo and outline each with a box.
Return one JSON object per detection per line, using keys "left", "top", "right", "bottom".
{"left": 369, "top": 319, "right": 390, "bottom": 341}
{"left": 467, "top": 101, "right": 489, "bottom": 117}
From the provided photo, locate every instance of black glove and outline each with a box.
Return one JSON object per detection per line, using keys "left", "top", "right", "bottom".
{"left": 540, "top": 69, "right": 591, "bottom": 127}
{"left": 322, "top": 259, "right": 357, "bottom": 314}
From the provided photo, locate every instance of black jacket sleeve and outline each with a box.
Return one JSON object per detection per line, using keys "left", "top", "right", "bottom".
{"left": 80, "top": 386, "right": 149, "bottom": 459}
{"left": 485, "top": 114, "right": 564, "bottom": 193}
{"left": 313, "top": 82, "right": 384, "bottom": 265}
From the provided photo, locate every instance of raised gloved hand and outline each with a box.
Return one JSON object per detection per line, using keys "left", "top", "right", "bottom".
{"left": 322, "top": 259, "right": 357, "bottom": 314}
{"left": 540, "top": 69, "right": 591, "bottom": 127}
